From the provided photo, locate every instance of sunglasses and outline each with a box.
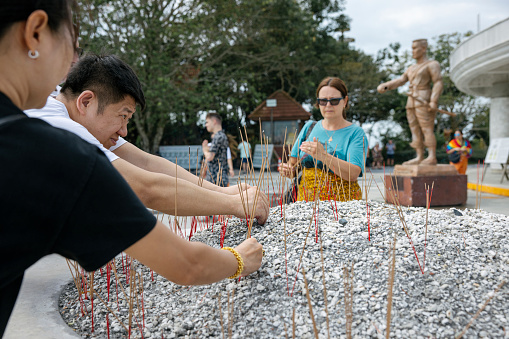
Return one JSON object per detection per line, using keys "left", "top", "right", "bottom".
{"left": 317, "top": 97, "right": 344, "bottom": 106}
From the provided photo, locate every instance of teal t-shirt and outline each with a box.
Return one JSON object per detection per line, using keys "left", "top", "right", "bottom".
{"left": 290, "top": 120, "right": 367, "bottom": 177}
{"left": 238, "top": 141, "right": 251, "bottom": 159}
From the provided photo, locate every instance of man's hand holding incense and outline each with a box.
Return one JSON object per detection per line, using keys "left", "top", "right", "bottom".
{"left": 233, "top": 186, "right": 269, "bottom": 225}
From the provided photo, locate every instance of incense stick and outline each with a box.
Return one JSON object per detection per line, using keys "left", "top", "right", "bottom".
{"left": 218, "top": 293, "right": 225, "bottom": 339}
{"left": 386, "top": 232, "right": 397, "bottom": 339}
{"left": 290, "top": 196, "right": 320, "bottom": 296}
{"left": 455, "top": 280, "right": 506, "bottom": 339}
{"left": 317, "top": 225, "right": 330, "bottom": 339}
{"left": 343, "top": 262, "right": 354, "bottom": 339}
{"left": 302, "top": 267, "right": 319, "bottom": 339}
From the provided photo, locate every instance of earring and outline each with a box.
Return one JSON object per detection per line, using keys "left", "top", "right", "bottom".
{"left": 28, "top": 50, "right": 39, "bottom": 59}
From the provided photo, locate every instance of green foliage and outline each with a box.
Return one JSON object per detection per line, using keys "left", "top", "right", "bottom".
{"left": 427, "top": 32, "right": 489, "bottom": 140}
{"left": 76, "top": 0, "right": 410, "bottom": 152}
{"left": 79, "top": 0, "right": 213, "bottom": 152}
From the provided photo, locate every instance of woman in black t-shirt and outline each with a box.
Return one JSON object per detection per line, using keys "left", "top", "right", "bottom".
{"left": 0, "top": 2, "right": 263, "bottom": 336}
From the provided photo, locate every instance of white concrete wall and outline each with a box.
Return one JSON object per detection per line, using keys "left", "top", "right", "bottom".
{"left": 490, "top": 97, "right": 509, "bottom": 140}
{"left": 450, "top": 17, "right": 509, "bottom": 153}
{"left": 450, "top": 17, "right": 509, "bottom": 98}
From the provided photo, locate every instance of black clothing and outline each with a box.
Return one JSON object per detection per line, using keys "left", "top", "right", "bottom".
{"left": 0, "top": 92, "right": 156, "bottom": 336}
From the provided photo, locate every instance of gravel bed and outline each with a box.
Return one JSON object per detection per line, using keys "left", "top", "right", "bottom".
{"left": 60, "top": 200, "right": 509, "bottom": 338}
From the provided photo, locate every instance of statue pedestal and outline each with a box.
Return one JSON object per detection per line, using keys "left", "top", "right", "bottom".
{"left": 384, "top": 165, "right": 467, "bottom": 207}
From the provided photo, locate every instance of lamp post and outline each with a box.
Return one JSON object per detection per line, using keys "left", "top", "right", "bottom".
{"left": 266, "top": 99, "right": 277, "bottom": 143}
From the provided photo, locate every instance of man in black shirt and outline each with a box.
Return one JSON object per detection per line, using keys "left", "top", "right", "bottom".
{"left": 0, "top": 90, "right": 263, "bottom": 338}
{"left": 0, "top": 92, "right": 158, "bottom": 335}
{"left": 0, "top": 4, "right": 262, "bottom": 337}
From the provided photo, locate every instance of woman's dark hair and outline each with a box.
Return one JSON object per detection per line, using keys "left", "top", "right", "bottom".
{"left": 453, "top": 129, "right": 464, "bottom": 141}
{"left": 315, "top": 76, "right": 349, "bottom": 119}
{"left": 0, "top": 0, "right": 77, "bottom": 41}
{"left": 61, "top": 54, "right": 146, "bottom": 112}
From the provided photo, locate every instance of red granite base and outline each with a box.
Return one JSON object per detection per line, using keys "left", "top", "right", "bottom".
{"left": 384, "top": 174, "right": 467, "bottom": 207}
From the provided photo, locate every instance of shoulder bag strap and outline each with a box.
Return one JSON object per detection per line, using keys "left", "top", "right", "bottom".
{"left": 293, "top": 121, "right": 318, "bottom": 187}
{"left": 304, "top": 121, "right": 317, "bottom": 141}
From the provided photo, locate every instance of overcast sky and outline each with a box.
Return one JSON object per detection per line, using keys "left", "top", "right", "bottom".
{"left": 342, "top": 0, "right": 509, "bottom": 57}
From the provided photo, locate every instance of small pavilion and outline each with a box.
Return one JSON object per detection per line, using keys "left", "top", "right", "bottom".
{"left": 248, "top": 90, "right": 311, "bottom": 159}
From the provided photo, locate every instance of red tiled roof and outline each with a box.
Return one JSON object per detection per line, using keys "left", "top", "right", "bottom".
{"left": 248, "top": 90, "right": 311, "bottom": 121}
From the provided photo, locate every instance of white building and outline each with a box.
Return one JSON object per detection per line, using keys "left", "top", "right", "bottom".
{"left": 450, "top": 17, "right": 509, "bottom": 141}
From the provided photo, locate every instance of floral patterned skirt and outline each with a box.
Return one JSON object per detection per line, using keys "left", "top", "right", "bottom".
{"left": 297, "top": 167, "right": 362, "bottom": 202}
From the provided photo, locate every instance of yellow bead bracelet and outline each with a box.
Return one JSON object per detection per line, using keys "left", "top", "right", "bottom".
{"left": 222, "top": 247, "right": 244, "bottom": 279}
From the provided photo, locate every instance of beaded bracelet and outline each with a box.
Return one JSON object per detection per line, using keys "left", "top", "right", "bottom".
{"left": 222, "top": 247, "right": 244, "bottom": 279}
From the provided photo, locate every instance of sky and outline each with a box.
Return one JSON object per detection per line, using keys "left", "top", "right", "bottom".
{"left": 342, "top": 0, "right": 509, "bottom": 57}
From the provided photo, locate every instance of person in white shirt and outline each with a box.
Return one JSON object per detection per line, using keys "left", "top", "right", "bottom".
{"left": 26, "top": 54, "right": 268, "bottom": 223}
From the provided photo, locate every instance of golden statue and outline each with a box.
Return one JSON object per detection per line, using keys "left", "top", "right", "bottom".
{"left": 377, "top": 39, "right": 443, "bottom": 165}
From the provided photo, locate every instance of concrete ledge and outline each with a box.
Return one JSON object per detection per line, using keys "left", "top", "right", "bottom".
{"left": 3, "top": 255, "right": 80, "bottom": 339}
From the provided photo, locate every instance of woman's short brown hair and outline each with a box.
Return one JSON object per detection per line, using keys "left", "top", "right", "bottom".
{"left": 315, "top": 76, "right": 348, "bottom": 119}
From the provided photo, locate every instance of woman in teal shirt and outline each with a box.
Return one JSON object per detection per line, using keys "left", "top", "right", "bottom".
{"left": 279, "top": 76, "right": 367, "bottom": 201}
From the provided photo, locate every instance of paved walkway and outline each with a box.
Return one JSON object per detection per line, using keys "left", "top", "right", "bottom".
{"left": 4, "top": 165, "right": 508, "bottom": 338}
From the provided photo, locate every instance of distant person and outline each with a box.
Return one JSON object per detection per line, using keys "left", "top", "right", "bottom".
{"left": 202, "top": 112, "right": 229, "bottom": 187}
{"left": 238, "top": 140, "right": 252, "bottom": 172}
{"left": 372, "top": 143, "right": 384, "bottom": 169}
{"left": 385, "top": 140, "right": 396, "bottom": 166}
{"left": 447, "top": 129, "right": 472, "bottom": 174}
{"left": 227, "top": 133, "right": 238, "bottom": 178}
{"left": 0, "top": 2, "right": 262, "bottom": 336}
{"left": 201, "top": 145, "right": 235, "bottom": 183}
{"left": 364, "top": 146, "right": 372, "bottom": 168}
{"left": 279, "top": 76, "right": 367, "bottom": 202}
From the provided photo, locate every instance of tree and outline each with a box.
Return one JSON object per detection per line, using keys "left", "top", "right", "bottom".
{"left": 79, "top": 0, "right": 207, "bottom": 152}
{"left": 77, "top": 0, "right": 393, "bottom": 152}
{"left": 427, "top": 32, "right": 490, "bottom": 143}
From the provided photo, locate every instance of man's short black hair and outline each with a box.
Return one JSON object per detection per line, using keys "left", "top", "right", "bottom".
{"left": 61, "top": 54, "right": 146, "bottom": 113}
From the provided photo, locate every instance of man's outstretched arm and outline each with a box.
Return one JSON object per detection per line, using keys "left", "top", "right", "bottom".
{"left": 114, "top": 142, "right": 244, "bottom": 195}
{"left": 125, "top": 221, "right": 263, "bottom": 285}
{"left": 112, "top": 157, "right": 269, "bottom": 223}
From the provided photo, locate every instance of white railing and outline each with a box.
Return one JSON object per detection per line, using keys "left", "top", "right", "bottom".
{"left": 450, "top": 17, "right": 509, "bottom": 70}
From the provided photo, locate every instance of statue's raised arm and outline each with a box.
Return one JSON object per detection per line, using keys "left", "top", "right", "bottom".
{"left": 377, "top": 39, "right": 443, "bottom": 166}
{"left": 377, "top": 71, "right": 409, "bottom": 94}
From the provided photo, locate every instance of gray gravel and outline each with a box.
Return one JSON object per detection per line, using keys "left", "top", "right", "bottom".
{"left": 60, "top": 200, "right": 509, "bottom": 338}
